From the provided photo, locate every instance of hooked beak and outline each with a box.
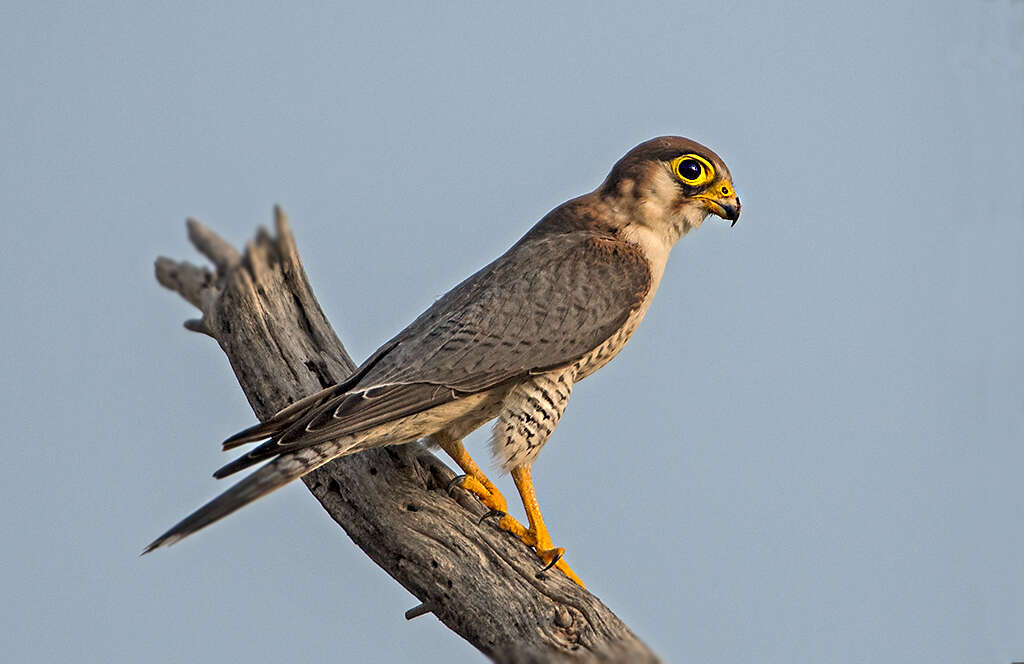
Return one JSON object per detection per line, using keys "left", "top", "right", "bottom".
{"left": 696, "top": 181, "right": 741, "bottom": 226}
{"left": 699, "top": 195, "right": 741, "bottom": 226}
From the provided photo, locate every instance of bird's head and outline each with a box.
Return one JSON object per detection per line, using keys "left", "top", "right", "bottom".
{"left": 599, "top": 136, "right": 740, "bottom": 244}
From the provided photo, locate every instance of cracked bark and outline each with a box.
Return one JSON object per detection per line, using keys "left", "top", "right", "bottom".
{"left": 154, "top": 207, "right": 660, "bottom": 664}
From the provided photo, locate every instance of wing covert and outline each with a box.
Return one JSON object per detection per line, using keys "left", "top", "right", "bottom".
{"left": 216, "top": 230, "right": 652, "bottom": 473}
{"left": 365, "top": 230, "right": 653, "bottom": 391}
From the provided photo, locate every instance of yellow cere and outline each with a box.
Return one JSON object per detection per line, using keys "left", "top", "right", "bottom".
{"left": 670, "top": 153, "right": 715, "bottom": 187}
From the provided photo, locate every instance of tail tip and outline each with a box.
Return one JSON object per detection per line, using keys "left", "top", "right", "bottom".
{"left": 140, "top": 532, "right": 183, "bottom": 556}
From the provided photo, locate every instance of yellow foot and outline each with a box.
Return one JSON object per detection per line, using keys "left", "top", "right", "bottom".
{"left": 448, "top": 473, "right": 507, "bottom": 513}
{"left": 551, "top": 556, "right": 584, "bottom": 588}
{"left": 435, "top": 435, "right": 585, "bottom": 588}
{"left": 449, "top": 474, "right": 529, "bottom": 536}
{"left": 511, "top": 466, "right": 586, "bottom": 588}
{"left": 515, "top": 530, "right": 584, "bottom": 588}
{"left": 449, "top": 475, "right": 584, "bottom": 586}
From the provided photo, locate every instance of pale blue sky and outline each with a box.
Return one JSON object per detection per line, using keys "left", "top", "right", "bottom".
{"left": 2, "top": 2, "right": 1022, "bottom": 662}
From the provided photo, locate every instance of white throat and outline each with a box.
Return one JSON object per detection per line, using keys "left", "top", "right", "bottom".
{"left": 598, "top": 165, "right": 711, "bottom": 291}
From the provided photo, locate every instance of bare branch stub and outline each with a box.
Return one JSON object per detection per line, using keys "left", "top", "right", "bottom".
{"left": 155, "top": 209, "right": 659, "bottom": 663}
{"left": 186, "top": 217, "right": 241, "bottom": 273}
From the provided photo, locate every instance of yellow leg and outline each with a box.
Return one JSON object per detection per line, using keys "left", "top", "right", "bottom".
{"left": 511, "top": 466, "right": 585, "bottom": 588}
{"left": 435, "top": 434, "right": 584, "bottom": 587}
{"left": 435, "top": 435, "right": 530, "bottom": 539}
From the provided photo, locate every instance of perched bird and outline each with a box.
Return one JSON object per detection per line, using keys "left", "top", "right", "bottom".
{"left": 144, "top": 136, "right": 740, "bottom": 586}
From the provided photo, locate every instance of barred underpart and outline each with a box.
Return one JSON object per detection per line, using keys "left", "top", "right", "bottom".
{"left": 491, "top": 368, "right": 575, "bottom": 471}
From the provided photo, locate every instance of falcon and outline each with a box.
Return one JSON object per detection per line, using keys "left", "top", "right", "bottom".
{"left": 145, "top": 136, "right": 740, "bottom": 587}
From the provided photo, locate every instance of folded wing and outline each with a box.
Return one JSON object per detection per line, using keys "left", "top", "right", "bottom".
{"left": 216, "top": 229, "right": 653, "bottom": 476}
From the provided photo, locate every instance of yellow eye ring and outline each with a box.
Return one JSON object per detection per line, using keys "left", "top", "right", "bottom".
{"left": 670, "top": 154, "right": 715, "bottom": 186}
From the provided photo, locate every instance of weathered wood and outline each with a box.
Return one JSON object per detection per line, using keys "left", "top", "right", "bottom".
{"left": 154, "top": 207, "right": 660, "bottom": 663}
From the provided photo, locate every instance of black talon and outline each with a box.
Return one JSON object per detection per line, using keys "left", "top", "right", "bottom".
{"left": 446, "top": 474, "right": 468, "bottom": 492}
{"left": 536, "top": 550, "right": 563, "bottom": 578}
{"left": 478, "top": 509, "right": 505, "bottom": 525}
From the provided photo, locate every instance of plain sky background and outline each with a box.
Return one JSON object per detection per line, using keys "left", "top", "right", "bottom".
{"left": 2, "top": 2, "right": 1022, "bottom": 662}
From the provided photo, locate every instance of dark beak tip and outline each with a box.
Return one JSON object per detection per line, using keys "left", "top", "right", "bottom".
{"left": 728, "top": 200, "right": 741, "bottom": 226}
{"left": 723, "top": 204, "right": 740, "bottom": 226}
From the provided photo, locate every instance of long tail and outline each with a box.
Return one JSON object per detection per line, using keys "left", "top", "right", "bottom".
{"left": 142, "top": 438, "right": 353, "bottom": 554}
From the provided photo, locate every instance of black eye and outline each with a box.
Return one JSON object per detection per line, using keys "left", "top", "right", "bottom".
{"left": 672, "top": 154, "right": 714, "bottom": 185}
{"left": 677, "top": 158, "right": 702, "bottom": 181}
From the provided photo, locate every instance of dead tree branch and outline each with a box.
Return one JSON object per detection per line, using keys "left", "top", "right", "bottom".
{"left": 154, "top": 207, "right": 660, "bottom": 663}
